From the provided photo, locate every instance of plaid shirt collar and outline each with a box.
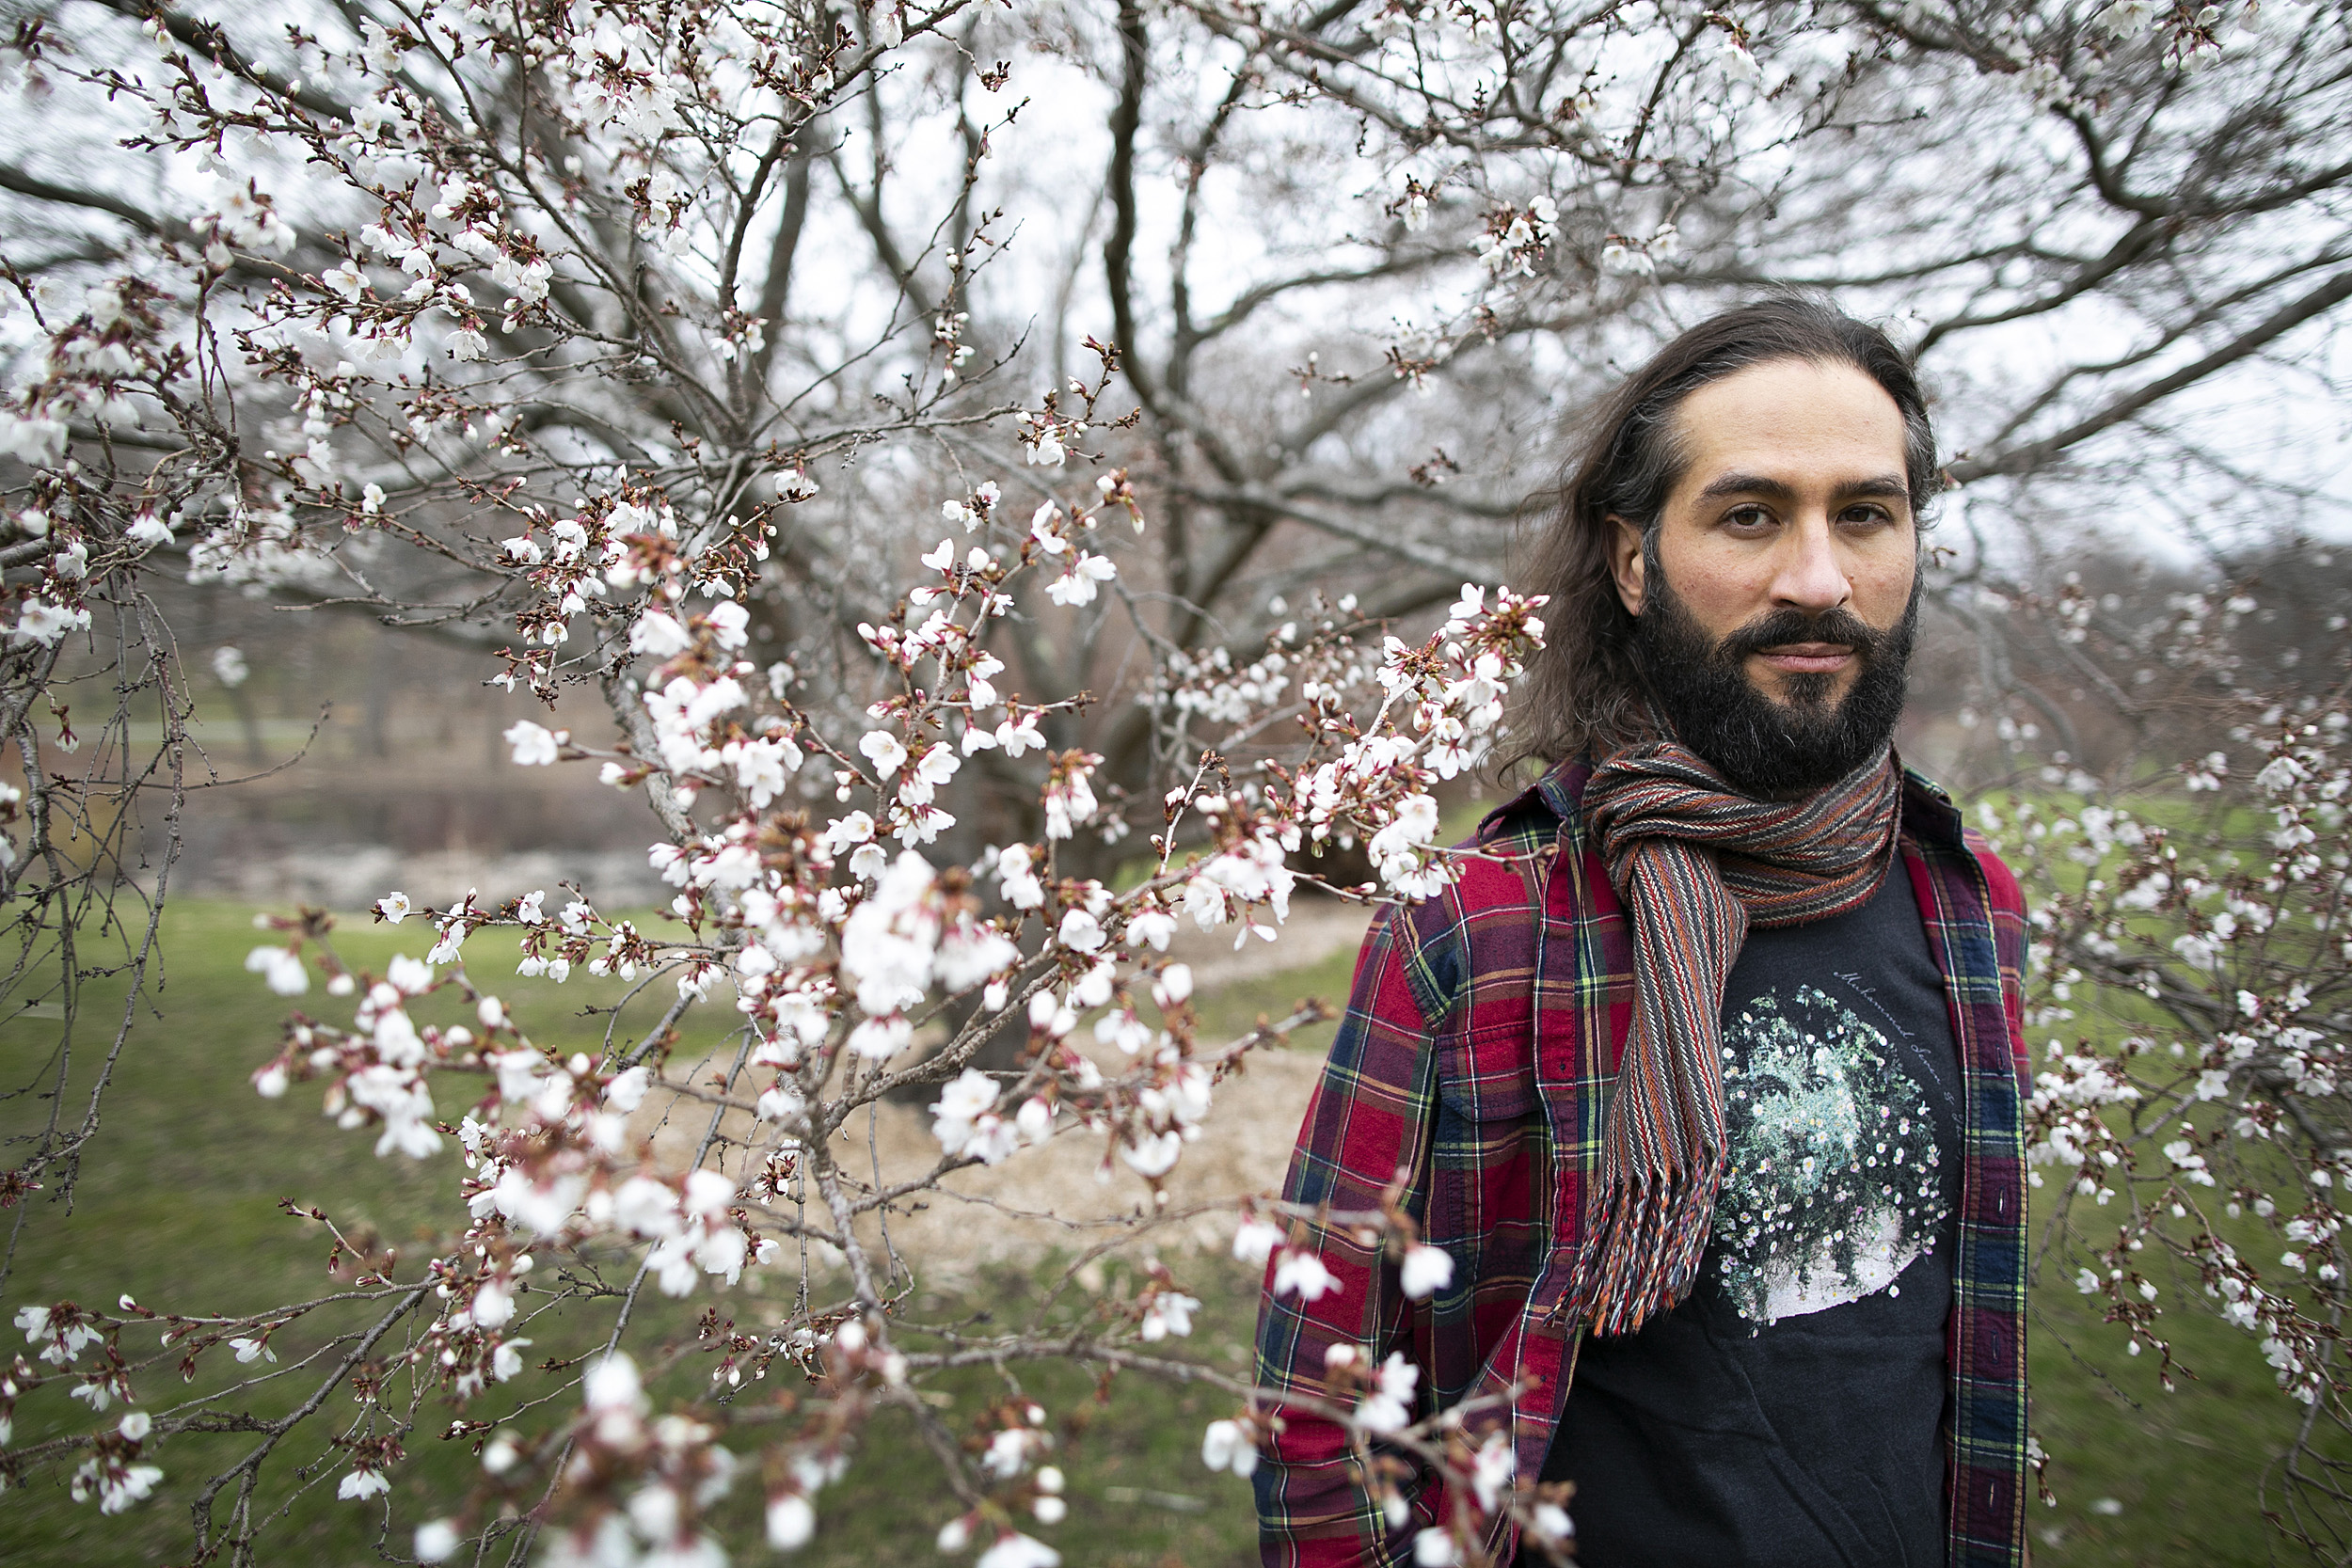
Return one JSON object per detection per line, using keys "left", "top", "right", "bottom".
{"left": 1504, "top": 748, "right": 1976, "bottom": 848}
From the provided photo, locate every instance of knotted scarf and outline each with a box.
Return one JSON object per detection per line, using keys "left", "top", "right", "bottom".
{"left": 1570, "top": 739, "right": 1903, "bottom": 1337}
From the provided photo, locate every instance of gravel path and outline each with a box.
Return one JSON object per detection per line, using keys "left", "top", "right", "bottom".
{"left": 650, "top": 900, "right": 1378, "bottom": 1284}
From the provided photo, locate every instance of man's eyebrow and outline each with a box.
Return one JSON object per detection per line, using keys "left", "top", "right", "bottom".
{"left": 1842, "top": 474, "right": 1913, "bottom": 499}
{"left": 1692, "top": 471, "right": 1912, "bottom": 502}
{"left": 1694, "top": 471, "right": 1796, "bottom": 502}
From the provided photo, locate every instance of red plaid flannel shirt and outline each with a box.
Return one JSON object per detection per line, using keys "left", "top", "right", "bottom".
{"left": 1252, "top": 760, "right": 2030, "bottom": 1567}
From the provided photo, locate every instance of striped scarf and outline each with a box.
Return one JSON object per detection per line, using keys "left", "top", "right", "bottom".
{"left": 1571, "top": 740, "right": 1902, "bottom": 1337}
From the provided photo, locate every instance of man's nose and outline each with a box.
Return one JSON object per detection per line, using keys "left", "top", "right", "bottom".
{"left": 1770, "top": 516, "right": 1852, "bottom": 615}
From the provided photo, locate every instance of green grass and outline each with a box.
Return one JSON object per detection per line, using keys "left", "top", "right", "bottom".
{"left": 1974, "top": 784, "right": 2352, "bottom": 1560}
{"left": 0, "top": 903, "right": 1263, "bottom": 1566}
{"left": 0, "top": 905, "right": 639, "bottom": 1565}
{"left": 3, "top": 897, "right": 2346, "bottom": 1565}
{"left": 2028, "top": 1264, "right": 2345, "bottom": 1565}
{"left": 783, "top": 1262, "right": 1262, "bottom": 1568}
{"left": 1188, "top": 936, "right": 1365, "bottom": 1064}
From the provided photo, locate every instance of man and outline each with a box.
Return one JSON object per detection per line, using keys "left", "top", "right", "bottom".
{"left": 1253, "top": 296, "right": 2028, "bottom": 1568}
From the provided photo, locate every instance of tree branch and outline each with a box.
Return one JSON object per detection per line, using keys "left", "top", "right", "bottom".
{"left": 1103, "top": 0, "right": 1158, "bottom": 409}
{"left": 1951, "top": 266, "right": 2352, "bottom": 483}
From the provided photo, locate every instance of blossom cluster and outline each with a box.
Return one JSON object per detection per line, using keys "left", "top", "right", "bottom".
{"left": 1993, "top": 585, "right": 2352, "bottom": 1413}
{"left": 167, "top": 422, "right": 1554, "bottom": 1562}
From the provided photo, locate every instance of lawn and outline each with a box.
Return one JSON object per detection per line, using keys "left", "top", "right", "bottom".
{"left": 0, "top": 897, "right": 2340, "bottom": 1565}
{"left": 0, "top": 902, "right": 1264, "bottom": 1567}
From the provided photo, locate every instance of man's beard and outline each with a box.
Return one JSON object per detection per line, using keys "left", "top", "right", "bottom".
{"left": 1631, "top": 562, "right": 1919, "bottom": 799}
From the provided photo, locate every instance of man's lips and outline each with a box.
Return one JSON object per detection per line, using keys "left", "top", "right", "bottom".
{"left": 1751, "top": 641, "right": 1855, "bottom": 674}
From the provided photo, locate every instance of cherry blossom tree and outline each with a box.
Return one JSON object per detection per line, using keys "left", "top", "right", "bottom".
{"left": 0, "top": 3, "right": 1558, "bottom": 1550}
{"left": 1914, "top": 547, "right": 2351, "bottom": 1552}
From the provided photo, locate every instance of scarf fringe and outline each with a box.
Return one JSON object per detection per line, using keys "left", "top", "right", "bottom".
{"left": 1570, "top": 1154, "right": 1727, "bottom": 1338}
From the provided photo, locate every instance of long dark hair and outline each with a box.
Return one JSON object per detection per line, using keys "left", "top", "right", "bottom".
{"left": 1505, "top": 294, "right": 1940, "bottom": 770}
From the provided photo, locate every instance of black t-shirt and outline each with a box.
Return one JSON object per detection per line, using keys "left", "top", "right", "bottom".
{"left": 1541, "top": 868, "right": 1963, "bottom": 1568}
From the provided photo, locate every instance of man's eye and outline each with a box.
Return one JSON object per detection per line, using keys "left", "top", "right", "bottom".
{"left": 1724, "top": 506, "right": 1774, "bottom": 531}
{"left": 1840, "top": 504, "right": 1896, "bottom": 528}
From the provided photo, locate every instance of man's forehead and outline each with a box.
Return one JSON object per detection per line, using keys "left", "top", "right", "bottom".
{"left": 1671, "top": 358, "right": 1909, "bottom": 479}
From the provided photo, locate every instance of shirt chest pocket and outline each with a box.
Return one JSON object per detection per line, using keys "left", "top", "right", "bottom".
{"left": 1428, "top": 1019, "right": 1546, "bottom": 1266}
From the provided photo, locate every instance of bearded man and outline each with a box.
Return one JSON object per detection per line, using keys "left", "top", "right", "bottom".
{"left": 1252, "top": 296, "right": 2029, "bottom": 1568}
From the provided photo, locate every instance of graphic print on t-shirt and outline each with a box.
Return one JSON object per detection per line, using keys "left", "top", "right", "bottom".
{"left": 1711, "top": 983, "right": 1950, "bottom": 1329}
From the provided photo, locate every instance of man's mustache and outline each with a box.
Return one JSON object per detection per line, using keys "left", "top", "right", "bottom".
{"left": 1711, "top": 605, "right": 1892, "bottom": 665}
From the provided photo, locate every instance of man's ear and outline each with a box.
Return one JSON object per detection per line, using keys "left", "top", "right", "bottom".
{"left": 1608, "top": 516, "right": 1646, "bottom": 617}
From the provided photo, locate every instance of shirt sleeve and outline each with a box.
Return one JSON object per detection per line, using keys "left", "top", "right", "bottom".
{"left": 1252, "top": 900, "right": 1451, "bottom": 1568}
